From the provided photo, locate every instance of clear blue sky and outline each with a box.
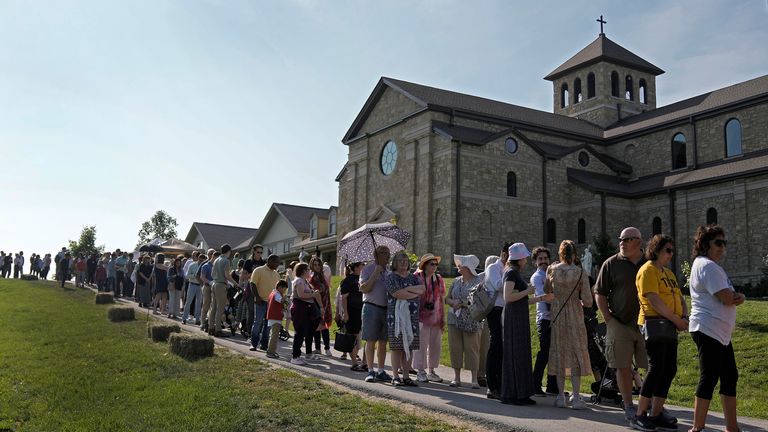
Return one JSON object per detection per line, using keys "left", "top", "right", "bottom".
{"left": 1, "top": 0, "right": 766, "bottom": 256}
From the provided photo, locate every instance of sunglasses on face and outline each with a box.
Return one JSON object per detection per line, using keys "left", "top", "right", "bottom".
{"left": 664, "top": 247, "right": 674, "bottom": 254}
{"left": 427, "top": 262, "right": 438, "bottom": 267}
{"left": 713, "top": 239, "right": 728, "bottom": 247}
{"left": 619, "top": 237, "right": 639, "bottom": 243}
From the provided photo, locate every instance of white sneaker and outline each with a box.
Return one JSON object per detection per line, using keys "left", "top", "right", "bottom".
{"left": 554, "top": 394, "right": 566, "bottom": 408}
{"left": 290, "top": 357, "right": 306, "bottom": 365}
{"left": 416, "top": 370, "right": 428, "bottom": 382}
{"left": 570, "top": 395, "right": 588, "bottom": 410}
{"left": 324, "top": 348, "right": 333, "bottom": 357}
{"left": 426, "top": 372, "right": 443, "bottom": 383}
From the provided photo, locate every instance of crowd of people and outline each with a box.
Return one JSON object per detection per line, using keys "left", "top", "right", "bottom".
{"left": 2, "top": 223, "right": 746, "bottom": 432}
{"left": 0, "top": 251, "right": 52, "bottom": 279}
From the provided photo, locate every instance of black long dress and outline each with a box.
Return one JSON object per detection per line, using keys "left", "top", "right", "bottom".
{"left": 500, "top": 268, "right": 535, "bottom": 402}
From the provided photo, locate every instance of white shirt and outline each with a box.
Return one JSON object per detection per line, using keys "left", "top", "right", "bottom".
{"left": 530, "top": 267, "right": 551, "bottom": 322}
{"left": 483, "top": 259, "right": 506, "bottom": 308}
{"left": 689, "top": 256, "right": 736, "bottom": 345}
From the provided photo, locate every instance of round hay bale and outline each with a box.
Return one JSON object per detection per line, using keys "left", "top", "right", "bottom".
{"left": 168, "top": 333, "right": 214, "bottom": 359}
{"left": 95, "top": 293, "right": 115, "bottom": 304}
{"left": 107, "top": 306, "right": 135, "bottom": 322}
{"left": 148, "top": 323, "right": 181, "bottom": 342}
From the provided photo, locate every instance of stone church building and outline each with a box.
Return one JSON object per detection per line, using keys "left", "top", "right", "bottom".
{"left": 336, "top": 30, "right": 768, "bottom": 282}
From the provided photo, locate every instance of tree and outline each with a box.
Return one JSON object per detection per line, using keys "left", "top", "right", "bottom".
{"left": 592, "top": 232, "right": 617, "bottom": 270}
{"left": 137, "top": 210, "right": 178, "bottom": 248}
{"left": 69, "top": 225, "right": 105, "bottom": 257}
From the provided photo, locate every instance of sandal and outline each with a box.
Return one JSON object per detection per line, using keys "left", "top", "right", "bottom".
{"left": 403, "top": 377, "right": 418, "bottom": 387}
{"left": 350, "top": 364, "right": 367, "bottom": 372}
{"left": 392, "top": 377, "right": 404, "bottom": 387}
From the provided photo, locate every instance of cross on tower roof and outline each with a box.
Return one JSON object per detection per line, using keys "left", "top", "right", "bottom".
{"left": 597, "top": 15, "right": 607, "bottom": 36}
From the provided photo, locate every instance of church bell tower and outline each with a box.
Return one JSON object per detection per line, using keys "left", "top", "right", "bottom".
{"left": 544, "top": 16, "right": 665, "bottom": 128}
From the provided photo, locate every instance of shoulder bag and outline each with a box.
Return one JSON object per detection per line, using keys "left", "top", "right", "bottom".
{"left": 642, "top": 317, "right": 678, "bottom": 344}
{"left": 550, "top": 268, "right": 583, "bottom": 325}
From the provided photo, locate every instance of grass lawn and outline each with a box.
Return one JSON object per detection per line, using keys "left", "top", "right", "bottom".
{"left": 0, "top": 279, "right": 470, "bottom": 431}
{"left": 330, "top": 275, "right": 768, "bottom": 419}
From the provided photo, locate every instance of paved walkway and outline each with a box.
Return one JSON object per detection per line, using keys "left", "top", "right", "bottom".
{"left": 111, "top": 293, "right": 767, "bottom": 432}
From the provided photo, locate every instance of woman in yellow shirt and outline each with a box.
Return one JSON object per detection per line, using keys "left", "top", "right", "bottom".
{"left": 634, "top": 234, "right": 689, "bottom": 431}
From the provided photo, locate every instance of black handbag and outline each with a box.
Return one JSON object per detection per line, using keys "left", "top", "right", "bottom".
{"left": 309, "top": 301, "right": 322, "bottom": 321}
{"left": 642, "top": 317, "right": 678, "bottom": 344}
{"left": 334, "top": 327, "right": 357, "bottom": 353}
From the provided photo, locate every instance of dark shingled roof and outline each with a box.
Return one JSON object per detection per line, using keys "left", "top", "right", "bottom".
{"left": 274, "top": 203, "right": 330, "bottom": 234}
{"left": 185, "top": 223, "right": 258, "bottom": 251}
{"left": 568, "top": 152, "right": 768, "bottom": 197}
{"left": 605, "top": 74, "right": 768, "bottom": 137}
{"left": 544, "top": 34, "right": 664, "bottom": 81}
{"left": 378, "top": 77, "right": 605, "bottom": 138}
{"left": 432, "top": 121, "right": 497, "bottom": 145}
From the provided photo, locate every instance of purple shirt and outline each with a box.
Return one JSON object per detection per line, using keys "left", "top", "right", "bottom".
{"left": 360, "top": 262, "right": 389, "bottom": 307}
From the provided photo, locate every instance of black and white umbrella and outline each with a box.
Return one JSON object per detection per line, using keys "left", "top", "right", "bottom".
{"left": 338, "top": 222, "right": 411, "bottom": 263}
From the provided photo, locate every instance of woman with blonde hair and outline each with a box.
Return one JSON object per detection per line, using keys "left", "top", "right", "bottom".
{"left": 545, "top": 240, "right": 592, "bottom": 409}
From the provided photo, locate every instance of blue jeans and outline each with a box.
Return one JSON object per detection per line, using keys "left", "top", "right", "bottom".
{"left": 183, "top": 283, "right": 202, "bottom": 322}
{"left": 250, "top": 302, "right": 269, "bottom": 349}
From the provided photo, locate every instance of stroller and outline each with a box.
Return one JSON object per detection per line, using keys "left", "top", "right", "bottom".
{"left": 223, "top": 284, "right": 241, "bottom": 337}
{"left": 585, "top": 305, "right": 623, "bottom": 406}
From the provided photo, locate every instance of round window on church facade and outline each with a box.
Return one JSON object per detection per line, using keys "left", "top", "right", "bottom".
{"left": 505, "top": 137, "right": 518, "bottom": 154}
{"left": 578, "top": 151, "right": 590, "bottom": 167}
{"left": 380, "top": 140, "right": 397, "bottom": 175}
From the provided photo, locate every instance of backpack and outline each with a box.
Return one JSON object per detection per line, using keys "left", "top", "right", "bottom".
{"left": 468, "top": 282, "right": 497, "bottom": 321}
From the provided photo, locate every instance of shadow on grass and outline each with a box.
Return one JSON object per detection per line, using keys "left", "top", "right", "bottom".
{"left": 738, "top": 321, "right": 768, "bottom": 333}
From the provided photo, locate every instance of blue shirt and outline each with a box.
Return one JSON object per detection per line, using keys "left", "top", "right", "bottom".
{"left": 200, "top": 261, "right": 214, "bottom": 285}
{"left": 530, "top": 267, "right": 551, "bottom": 322}
{"left": 106, "top": 259, "right": 116, "bottom": 277}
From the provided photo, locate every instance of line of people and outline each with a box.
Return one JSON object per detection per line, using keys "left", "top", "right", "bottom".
{"left": 0, "top": 251, "right": 53, "bottom": 279}
{"left": 37, "top": 222, "right": 743, "bottom": 432}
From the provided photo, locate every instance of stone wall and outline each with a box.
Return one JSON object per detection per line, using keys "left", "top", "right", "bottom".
{"left": 694, "top": 103, "right": 768, "bottom": 164}
{"left": 610, "top": 124, "right": 695, "bottom": 178}
{"left": 552, "top": 61, "right": 658, "bottom": 128}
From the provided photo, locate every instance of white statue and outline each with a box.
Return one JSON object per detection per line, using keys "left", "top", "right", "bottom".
{"left": 581, "top": 246, "right": 593, "bottom": 277}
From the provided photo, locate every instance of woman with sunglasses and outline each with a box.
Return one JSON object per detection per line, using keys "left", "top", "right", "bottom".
{"left": 413, "top": 254, "right": 446, "bottom": 383}
{"left": 634, "top": 234, "right": 688, "bottom": 431}
{"left": 688, "top": 225, "right": 745, "bottom": 432}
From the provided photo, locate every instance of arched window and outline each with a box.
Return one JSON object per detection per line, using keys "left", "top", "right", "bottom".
{"left": 546, "top": 218, "right": 556, "bottom": 244}
{"left": 561, "top": 83, "right": 569, "bottom": 108}
{"left": 625, "top": 75, "right": 634, "bottom": 101}
{"left": 671, "top": 133, "right": 687, "bottom": 170}
{"left": 574, "top": 78, "right": 583, "bottom": 103}
{"left": 506, "top": 172, "right": 517, "bottom": 197}
{"left": 587, "top": 73, "right": 596, "bottom": 98}
{"left": 434, "top": 209, "right": 443, "bottom": 238}
{"left": 611, "top": 71, "right": 620, "bottom": 97}
{"left": 623, "top": 144, "right": 636, "bottom": 162}
{"left": 725, "top": 118, "right": 742, "bottom": 157}
{"left": 482, "top": 210, "right": 493, "bottom": 237}
{"left": 639, "top": 79, "right": 647, "bottom": 104}
{"left": 706, "top": 208, "right": 718, "bottom": 225}
{"left": 652, "top": 217, "right": 662, "bottom": 235}
{"left": 577, "top": 219, "right": 586, "bottom": 244}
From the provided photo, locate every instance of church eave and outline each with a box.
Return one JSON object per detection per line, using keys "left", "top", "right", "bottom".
{"left": 544, "top": 55, "right": 665, "bottom": 81}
